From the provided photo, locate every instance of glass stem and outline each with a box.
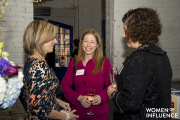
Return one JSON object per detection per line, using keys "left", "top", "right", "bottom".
{"left": 90, "top": 103, "right": 92, "bottom": 112}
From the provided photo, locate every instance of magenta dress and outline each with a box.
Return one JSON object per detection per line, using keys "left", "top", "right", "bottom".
{"left": 61, "top": 59, "right": 111, "bottom": 120}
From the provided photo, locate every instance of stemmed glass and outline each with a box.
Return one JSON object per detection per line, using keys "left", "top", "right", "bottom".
{"left": 109, "top": 67, "right": 118, "bottom": 87}
{"left": 87, "top": 89, "right": 95, "bottom": 116}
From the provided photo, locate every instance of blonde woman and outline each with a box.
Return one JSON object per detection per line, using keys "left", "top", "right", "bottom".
{"left": 23, "top": 20, "right": 79, "bottom": 120}
{"left": 61, "top": 28, "right": 112, "bottom": 120}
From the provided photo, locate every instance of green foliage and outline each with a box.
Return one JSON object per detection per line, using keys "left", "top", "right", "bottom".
{"left": 3, "top": 75, "right": 9, "bottom": 81}
{"left": 0, "top": 107, "right": 12, "bottom": 112}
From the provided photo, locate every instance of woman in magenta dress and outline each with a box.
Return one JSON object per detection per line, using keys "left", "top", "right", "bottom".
{"left": 61, "top": 28, "right": 111, "bottom": 120}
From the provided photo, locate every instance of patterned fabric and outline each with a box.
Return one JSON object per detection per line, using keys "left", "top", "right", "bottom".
{"left": 23, "top": 57, "right": 59, "bottom": 120}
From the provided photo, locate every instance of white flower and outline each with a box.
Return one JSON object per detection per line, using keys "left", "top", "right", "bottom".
{"left": 0, "top": 77, "right": 22, "bottom": 109}
{"left": 0, "top": 94, "right": 5, "bottom": 104}
{"left": 9, "top": 61, "right": 16, "bottom": 66}
{"left": 18, "top": 71, "right": 24, "bottom": 82}
{"left": 0, "top": 77, "right": 6, "bottom": 104}
{"left": 2, "top": 51, "right": 16, "bottom": 65}
{"left": 1, "top": 51, "right": 9, "bottom": 61}
{"left": 0, "top": 44, "right": 24, "bottom": 110}
{"left": 1, "top": 103, "right": 8, "bottom": 109}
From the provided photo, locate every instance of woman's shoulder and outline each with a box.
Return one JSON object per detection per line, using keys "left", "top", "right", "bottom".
{"left": 124, "top": 51, "right": 148, "bottom": 66}
{"left": 104, "top": 58, "right": 110, "bottom": 63}
{"left": 103, "top": 58, "right": 111, "bottom": 66}
{"left": 129, "top": 50, "right": 147, "bottom": 59}
{"left": 69, "top": 59, "right": 75, "bottom": 65}
{"left": 69, "top": 59, "right": 78, "bottom": 68}
{"left": 25, "top": 57, "right": 49, "bottom": 70}
{"left": 131, "top": 44, "right": 166, "bottom": 58}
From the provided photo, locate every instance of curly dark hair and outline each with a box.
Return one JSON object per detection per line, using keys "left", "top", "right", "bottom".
{"left": 122, "top": 8, "right": 162, "bottom": 44}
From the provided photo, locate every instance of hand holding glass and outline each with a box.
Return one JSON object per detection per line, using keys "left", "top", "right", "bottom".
{"left": 87, "top": 89, "right": 95, "bottom": 116}
{"left": 110, "top": 67, "right": 118, "bottom": 87}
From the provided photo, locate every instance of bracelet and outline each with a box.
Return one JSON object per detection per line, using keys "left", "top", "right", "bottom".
{"left": 65, "top": 112, "right": 70, "bottom": 120}
{"left": 111, "top": 91, "right": 117, "bottom": 98}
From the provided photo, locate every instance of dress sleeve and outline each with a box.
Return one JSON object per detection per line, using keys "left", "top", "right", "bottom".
{"left": 113, "top": 53, "right": 151, "bottom": 114}
{"left": 61, "top": 60, "right": 81, "bottom": 106}
{"left": 98, "top": 59, "right": 112, "bottom": 106}
{"left": 28, "top": 62, "right": 54, "bottom": 119}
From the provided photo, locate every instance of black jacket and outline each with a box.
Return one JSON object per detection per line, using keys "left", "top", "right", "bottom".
{"left": 113, "top": 44, "right": 172, "bottom": 120}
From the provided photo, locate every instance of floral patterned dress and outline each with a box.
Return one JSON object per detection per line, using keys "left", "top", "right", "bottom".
{"left": 23, "top": 57, "right": 59, "bottom": 120}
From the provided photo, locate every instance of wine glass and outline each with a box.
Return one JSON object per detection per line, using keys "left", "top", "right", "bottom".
{"left": 87, "top": 89, "right": 95, "bottom": 116}
{"left": 110, "top": 67, "right": 118, "bottom": 87}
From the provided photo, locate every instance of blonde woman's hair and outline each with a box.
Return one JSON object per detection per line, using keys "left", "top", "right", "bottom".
{"left": 76, "top": 28, "right": 105, "bottom": 74}
{"left": 23, "top": 20, "right": 57, "bottom": 57}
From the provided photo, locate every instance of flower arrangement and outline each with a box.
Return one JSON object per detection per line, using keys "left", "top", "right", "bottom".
{"left": 0, "top": 42, "right": 23, "bottom": 111}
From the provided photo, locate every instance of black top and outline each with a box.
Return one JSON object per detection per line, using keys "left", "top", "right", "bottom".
{"left": 113, "top": 44, "right": 172, "bottom": 120}
{"left": 71, "top": 48, "right": 78, "bottom": 60}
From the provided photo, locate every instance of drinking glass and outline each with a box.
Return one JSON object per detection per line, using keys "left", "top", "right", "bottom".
{"left": 87, "top": 89, "right": 95, "bottom": 115}
{"left": 110, "top": 67, "right": 118, "bottom": 87}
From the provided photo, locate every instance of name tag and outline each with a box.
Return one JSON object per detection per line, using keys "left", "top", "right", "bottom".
{"left": 76, "top": 69, "right": 85, "bottom": 76}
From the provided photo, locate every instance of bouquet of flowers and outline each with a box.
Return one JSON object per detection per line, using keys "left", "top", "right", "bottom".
{"left": 0, "top": 42, "right": 23, "bottom": 111}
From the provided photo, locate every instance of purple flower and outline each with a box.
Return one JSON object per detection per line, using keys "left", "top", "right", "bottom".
{"left": 0, "top": 58, "right": 11, "bottom": 78}
{"left": 5, "top": 65, "right": 22, "bottom": 76}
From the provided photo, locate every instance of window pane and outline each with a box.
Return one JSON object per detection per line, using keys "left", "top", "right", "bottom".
{"left": 60, "top": 33, "right": 65, "bottom": 45}
{"left": 65, "top": 33, "right": 70, "bottom": 48}
{"left": 60, "top": 27, "right": 65, "bottom": 33}
{"left": 55, "top": 45, "right": 60, "bottom": 67}
{"left": 65, "top": 29, "right": 70, "bottom": 34}
{"left": 55, "top": 27, "right": 71, "bottom": 67}
{"left": 56, "top": 34, "right": 60, "bottom": 44}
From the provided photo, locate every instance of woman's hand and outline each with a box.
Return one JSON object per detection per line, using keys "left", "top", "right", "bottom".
{"left": 92, "top": 95, "right": 101, "bottom": 106}
{"left": 107, "top": 85, "right": 117, "bottom": 99}
{"left": 69, "top": 109, "right": 79, "bottom": 120}
{"left": 56, "top": 98, "right": 71, "bottom": 111}
{"left": 77, "top": 95, "right": 91, "bottom": 108}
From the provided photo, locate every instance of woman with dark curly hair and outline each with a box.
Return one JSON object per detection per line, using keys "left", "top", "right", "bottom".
{"left": 107, "top": 8, "right": 172, "bottom": 120}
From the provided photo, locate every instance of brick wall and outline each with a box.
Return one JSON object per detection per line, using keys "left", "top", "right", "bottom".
{"left": 106, "top": 0, "right": 180, "bottom": 81}
{"left": 0, "top": 0, "right": 33, "bottom": 119}
{"left": 2, "top": 0, "right": 33, "bottom": 67}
